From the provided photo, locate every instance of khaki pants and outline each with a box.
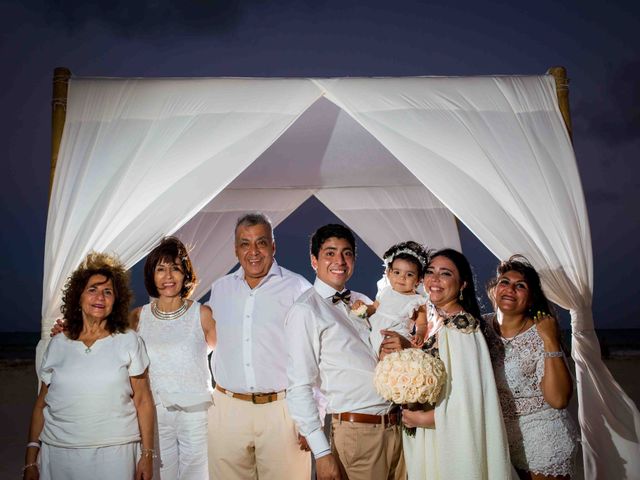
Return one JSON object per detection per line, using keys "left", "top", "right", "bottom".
{"left": 331, "top": 418, "right": 406, "bottom": 480}
{"left": 207, "top": 388, "right": 311, "bottom": 480}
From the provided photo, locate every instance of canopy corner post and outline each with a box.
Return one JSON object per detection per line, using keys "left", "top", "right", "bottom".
{"left": 547, "top": 66, "right": 573, "bottom": 142}
{"left": 50, "top": 67, "right": 71, "bottom": 200}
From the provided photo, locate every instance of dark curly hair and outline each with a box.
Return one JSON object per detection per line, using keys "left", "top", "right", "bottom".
{"left": 310, "top": 224, "right": 356, "bottom": 258}
{"left": 61, "top": 252, "right": 132, "bottom": 340}
{"left": 143, "top": 237, "right": 197, "bottom": 298}
{"left": 383, "top": 241, "right": 429, "bottom": 278}
{"left": 427, "top": 248, "right": 482, "bottom": 320}
{"left": 487, "top": 254, "right": 555, "bottom": 318}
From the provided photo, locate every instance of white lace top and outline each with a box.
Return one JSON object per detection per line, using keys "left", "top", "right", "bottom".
{"left": 138, "top": 301, "right": 213, "bottom": 409}
{"left": 485, "top": 323, "right": 547, "bottom": 420}
{"left": 483, "top": 317, "right": 578, "bottom": 477}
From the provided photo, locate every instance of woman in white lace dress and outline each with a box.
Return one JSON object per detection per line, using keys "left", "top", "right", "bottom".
{"left": 483, "top": 255, "right": 578, "bottom": 479}
{"left": 130, "top": 237, "right": 216, "bottom": 480}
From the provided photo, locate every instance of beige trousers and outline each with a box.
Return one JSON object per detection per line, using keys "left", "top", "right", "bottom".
{"left": 331, "top": 418, "right": 406, "bottom": 480}
{"left": 207, "top": 388, "right": 311, "bottom": 480}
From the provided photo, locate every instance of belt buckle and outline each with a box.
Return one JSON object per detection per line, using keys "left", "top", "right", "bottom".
{"left": 252, "top": 393, "right": 271, "bottom": 404}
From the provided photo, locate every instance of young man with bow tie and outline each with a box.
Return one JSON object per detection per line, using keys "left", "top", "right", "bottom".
{"left": 285, "top": 224, "right": 406, "bottom": 480}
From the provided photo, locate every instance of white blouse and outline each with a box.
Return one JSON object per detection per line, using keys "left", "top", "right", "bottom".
{"left": 39, "top": 330, "right": 149, "bottom": 448}
{"left": 137, "top": 301, "right": 213, "bottom": 409}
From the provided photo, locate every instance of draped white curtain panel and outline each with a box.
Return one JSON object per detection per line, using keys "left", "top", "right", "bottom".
{"left": 43, "top": 75, "right": 639, "bottom": 478}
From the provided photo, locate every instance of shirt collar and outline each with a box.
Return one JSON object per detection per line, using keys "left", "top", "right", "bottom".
{"left": 313, "top": 277, "right": 348, "bottom": 298}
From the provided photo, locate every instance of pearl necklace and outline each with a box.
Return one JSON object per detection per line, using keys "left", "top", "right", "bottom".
{"left": 151, "top": 300, "right": 188, "bottom": 320}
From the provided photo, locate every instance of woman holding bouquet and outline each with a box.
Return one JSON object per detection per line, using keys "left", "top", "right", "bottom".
{"left": 382, "top": 248, "right": 511, "bottom": 480}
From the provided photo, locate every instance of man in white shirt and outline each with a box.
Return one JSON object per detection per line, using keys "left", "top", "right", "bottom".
{"left": 207, "top": 213, "right": 311, "bottom": 480}
{"left": 285, "top": 224, "right": 406, "bottom": 480}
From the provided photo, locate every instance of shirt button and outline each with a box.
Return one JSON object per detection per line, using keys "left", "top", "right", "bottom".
{"left": 246, "top": 363, "right": 250, "bottom": 366}
{"left": 245, "top": 315, "right": 250, "bottom": 318}
{"left": 245, "top": 338, "right": 250, "bottom": 342}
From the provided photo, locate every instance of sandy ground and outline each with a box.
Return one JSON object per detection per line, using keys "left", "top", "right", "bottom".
{"left": 1, "top": 358, "right": 638, "bottom": 480}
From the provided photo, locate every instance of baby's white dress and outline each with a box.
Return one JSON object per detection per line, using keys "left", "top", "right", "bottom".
{"left": 369, "top": 286, "right": 423, "bottom": 354}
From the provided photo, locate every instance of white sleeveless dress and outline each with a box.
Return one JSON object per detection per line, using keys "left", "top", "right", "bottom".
{"left": 137, "top": 302, "right": 212, "bottom": 480}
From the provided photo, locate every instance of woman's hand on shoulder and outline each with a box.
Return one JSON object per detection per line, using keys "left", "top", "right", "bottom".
{"left": 49, "top": 318, "right": 66, "bottom": 337}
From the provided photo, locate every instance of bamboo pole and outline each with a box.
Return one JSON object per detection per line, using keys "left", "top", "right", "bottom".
{"left": 547, "top": 66, "right": 572, "bottom": 142}
{"left": 49, "top": 67, "right": 71, "bottom": 200}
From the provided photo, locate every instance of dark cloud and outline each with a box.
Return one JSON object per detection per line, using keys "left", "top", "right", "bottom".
{"left": 16, "top": 0, "right": 319, "bottom": 36}
{"left": 579, "top": 58, "right": 640, "bottom": 144}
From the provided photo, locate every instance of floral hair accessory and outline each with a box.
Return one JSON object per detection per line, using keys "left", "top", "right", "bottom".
{"left": 384, "top": 248, "right": 427, "bottom": 268}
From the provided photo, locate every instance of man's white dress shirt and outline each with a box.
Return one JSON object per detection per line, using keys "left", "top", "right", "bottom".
{"left": 208, "top": 260, "right": 311, "bottom": 394}
{"left": 285, "top": 278, "right": 391, "bottom": 457}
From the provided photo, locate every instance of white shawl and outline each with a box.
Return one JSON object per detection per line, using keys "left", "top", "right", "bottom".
{"left": 403, "top": 321, "right": 512, "bottom": 479}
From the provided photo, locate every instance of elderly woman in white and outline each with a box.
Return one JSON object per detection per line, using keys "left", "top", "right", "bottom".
{"left": 24, "top": 252, "right": 155, "bottom": 480}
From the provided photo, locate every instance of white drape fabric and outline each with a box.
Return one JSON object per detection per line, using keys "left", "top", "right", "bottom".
{"left": 316, "top": 75, "right": 639, "bottom": 479}
{"left": 44, "top": 77, "right": 323, "bottom": 330}
{"left": 43, "top": 75, "right": 639, "bottom": 479}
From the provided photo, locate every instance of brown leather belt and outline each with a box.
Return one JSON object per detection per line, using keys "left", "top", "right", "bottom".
{"left": 215, "top": 384, "right": 286, "bottom": 404}
{"left": 332, "top": 412, "right": 400, "bottom": 426}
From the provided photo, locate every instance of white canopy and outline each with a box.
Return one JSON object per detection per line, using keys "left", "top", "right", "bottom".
{"left": 43, "top": 74, "right": 639, "bottom": 479}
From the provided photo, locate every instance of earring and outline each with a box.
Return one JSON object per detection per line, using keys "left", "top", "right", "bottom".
{"left": 459, "top": 290, "right": 464, "bottom": 301}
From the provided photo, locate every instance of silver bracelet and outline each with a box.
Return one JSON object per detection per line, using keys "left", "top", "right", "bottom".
{"left": 141, "top": 447, "right": 157, "bottom": 459}
{"left": 26, "top": 442, "right": 40, "bottom": 449}
{"left": 543, "top": 351, "right": 563, "bottom": 358}
{"left": 21, "top": 462, "right": 38, "bottom": 472}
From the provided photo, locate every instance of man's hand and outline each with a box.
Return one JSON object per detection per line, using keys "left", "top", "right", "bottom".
{"left": 49, "top": 318, "right": 66, "bottom": 337}
{"left": 315, "top": 454, "right": 342, "bottom": 480}
{"left": 297, "top": 434, "right": 310, "bottom": 452}
{"left": 380, "top": 330, "right": 412, "bottom": 354}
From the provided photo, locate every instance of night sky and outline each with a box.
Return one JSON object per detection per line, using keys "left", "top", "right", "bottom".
{"left": 1, "top": 0, "right": 638, "bottom": 332}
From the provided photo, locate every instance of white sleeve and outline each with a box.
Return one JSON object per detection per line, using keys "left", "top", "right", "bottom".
{"left": 284, "top": 303, "right": 331, "bottom": 458}
{"left": 127, "top": 332, "right": 150, "bottom": 377}
{"left": 39, "top": 337, "right": 58, "bottom": 385}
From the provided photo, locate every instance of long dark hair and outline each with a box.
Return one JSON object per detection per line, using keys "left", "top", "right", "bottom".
{"left": 428, "top": 248, "right": 482, "bottom": 320}
{"left": 60, "top": 252, "right": 132, "bottom": 340}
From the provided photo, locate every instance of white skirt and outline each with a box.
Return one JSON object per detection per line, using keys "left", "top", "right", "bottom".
{"left": 505, "top": 407, "right": 578, "bottom": 477}
{"left": 39, "top": 442, "right": 139, "bottom": 480}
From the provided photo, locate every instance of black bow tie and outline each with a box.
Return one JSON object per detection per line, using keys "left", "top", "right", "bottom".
{"left": 331, "top": 290, "right": 351, "bottom": 305}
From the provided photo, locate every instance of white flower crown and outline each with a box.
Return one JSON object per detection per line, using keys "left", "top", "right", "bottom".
{"left": 384, "top": 248, "right": 426, "bottom": 268}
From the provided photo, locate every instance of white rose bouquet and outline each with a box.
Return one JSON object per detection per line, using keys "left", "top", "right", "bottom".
{"left": 373, "top": 348, "right": 446, "bottom": 436}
